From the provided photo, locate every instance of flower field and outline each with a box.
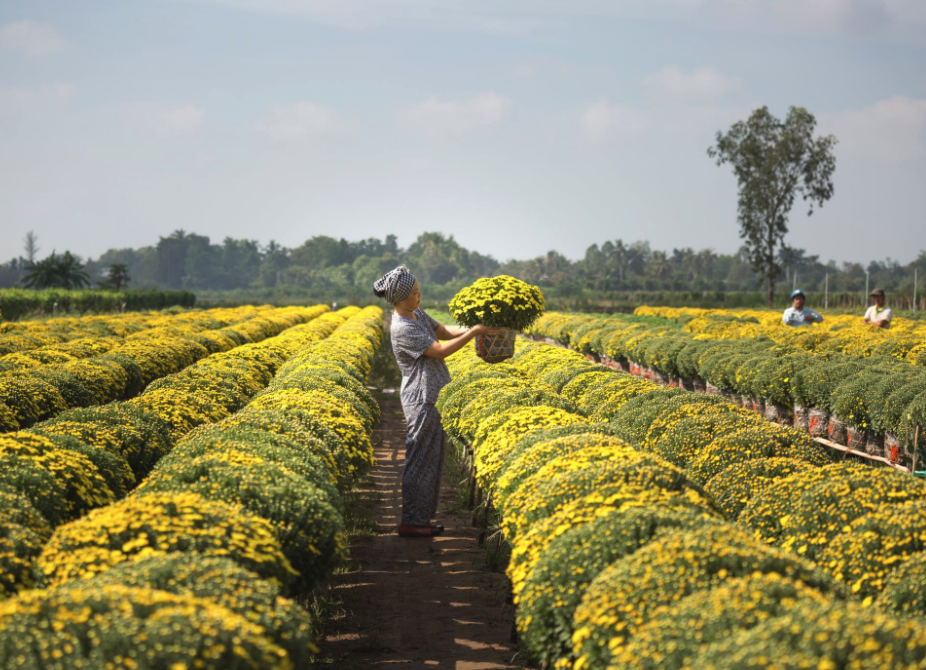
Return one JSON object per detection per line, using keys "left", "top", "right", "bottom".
{"left": 439, "top": 326, "right": 926, "bottom": 670}
{"left": 0, "top": 303, "right": 384, "bottom": 668}
{"left": 530, "top": 308, "right": 926, "bottom": 466}
{"left": 0, "top": 304, "right": 334, "bottom": 431}
{"left": 6, "top": 294, "right": 926, "bottom": 669}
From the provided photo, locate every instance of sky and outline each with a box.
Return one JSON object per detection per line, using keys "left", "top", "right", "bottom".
{"left": 1, "top": 0, "right": 925, "bottom": 265}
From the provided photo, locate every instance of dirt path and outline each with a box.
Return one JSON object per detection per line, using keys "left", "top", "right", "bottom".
{"left": 314, "top": 393, "right": 520, "bottom": 669}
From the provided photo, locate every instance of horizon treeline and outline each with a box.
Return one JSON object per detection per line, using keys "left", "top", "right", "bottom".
{"left": 1, "top": 230, "right": 923, "bottom": 302}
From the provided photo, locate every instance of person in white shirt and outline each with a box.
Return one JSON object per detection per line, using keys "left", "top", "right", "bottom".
{"left": 863, "top": 288, "right": 893, "bottom": 329}
{"left": 782, "top": 289, "right": 823, "bottom": 327}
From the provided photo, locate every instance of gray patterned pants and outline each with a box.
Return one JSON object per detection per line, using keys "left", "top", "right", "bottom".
{"left": 401, "top": 403, "right": 445, "bottom": 526}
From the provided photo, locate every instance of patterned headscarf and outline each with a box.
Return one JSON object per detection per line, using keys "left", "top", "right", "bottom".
{"left": 373, "top": 265, "right": 418, "bottom": 304}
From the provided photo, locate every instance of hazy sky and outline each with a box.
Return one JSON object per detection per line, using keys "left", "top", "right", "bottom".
{"left": 1, "top": 0, "right": 924, "bottom": 265}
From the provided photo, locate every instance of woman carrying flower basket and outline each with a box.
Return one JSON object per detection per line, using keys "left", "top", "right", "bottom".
{"left": 374, "top": 266, "right": 497, "bottom": 538}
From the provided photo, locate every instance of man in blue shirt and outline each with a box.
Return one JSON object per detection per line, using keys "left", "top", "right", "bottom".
{"left": 782, "top": 289, "right": 823, "bottom": 327}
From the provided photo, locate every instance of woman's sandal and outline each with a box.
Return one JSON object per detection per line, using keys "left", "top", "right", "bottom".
{"left": 397, "top": 524, "right": 444, "bottom": 537}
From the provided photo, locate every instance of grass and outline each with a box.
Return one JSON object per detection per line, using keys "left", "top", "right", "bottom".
{"left": 423, "top": 308, "right": 455, "bottom": 325}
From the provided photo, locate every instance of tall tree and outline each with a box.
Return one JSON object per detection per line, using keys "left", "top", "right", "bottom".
{"left": 23, "top": 231, "right": 39, "bottom": 263}
{"left": 99, "top": 263, "right": 130, "bottom": 290}
{"left": 708, "top": 106, "right": 837, "bottom": 307}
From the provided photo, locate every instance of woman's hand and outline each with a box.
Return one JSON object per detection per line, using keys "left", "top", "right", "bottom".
{"left": 471, "top": 324, "right": 504, "bottom": 336}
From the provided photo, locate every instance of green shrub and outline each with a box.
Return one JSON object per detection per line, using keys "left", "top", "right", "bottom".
{"left": 686, "top": 424, "right": 828, "bottom": 485}
{"left": 137, "top": 458, "right": 346, "bottom": 593}
{"left": 690, "top": 600, "right": 926, "bottom": 670}
{"left": 518, "top": 506, "right": 720, "bottom": 669}
{"left": 0, "top": 457, "right": 69, "bottom": 527}
{"left": 0, "top": 585, "right": 287, "bottom": 670}
{"left": 617, "top": 573, "right": 835, "bottom": 670}
{"left": 741, "top": 463, "right": 926, "bottom": 561}
{"left": 571, "top": 525, "right": 836, "bottom": 670}
{"left": 704, "top": 456, "right": 812, "bottom": 520}
{"left": 82, "top": 555, "right": 317, "bottom": 665}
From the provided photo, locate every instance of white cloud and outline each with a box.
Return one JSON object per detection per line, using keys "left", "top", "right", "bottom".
{"left": 0, "top": 83, "right": 75, "bottom": 111}
{"left": 643, "top": 66, "right": 740, "bottom": 100}
{"left": 252, "top": 102, "right": 345, "bottom": 140}
{"left": 124, "top": 104, "right": 206, "bottom": 139}
{"left": 0, "top": 20, "right": 66, "bottom": 56}
{"left": 827, "top": 96, "right": 926, "bottom": 162}
{"left": 398, "top": 92, "right": 511, "bottom": 140}
{"left": 578, "top": 102, "right": 651, "bottom": 145}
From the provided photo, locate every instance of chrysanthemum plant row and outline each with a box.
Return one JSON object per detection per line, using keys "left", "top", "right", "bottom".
{"left": 530, "top": 311, "right": 926, "bottom": 465}
{"left": 436, "top": 338, "right": 926, "bottom": 670}
{"left": 0, "top": 305, "right": 384, "bottom": 669}
{"left": 0, "top": 304, "right": 330, "bottom": 432}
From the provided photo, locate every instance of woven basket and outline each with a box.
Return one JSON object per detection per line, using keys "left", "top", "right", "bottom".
{"left": 475, "top": 329, "right": 516, "bottom": 363}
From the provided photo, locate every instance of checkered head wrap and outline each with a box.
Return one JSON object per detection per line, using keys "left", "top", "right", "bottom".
{"left": 373, "top": 265, "right": 418, "bottom": 304}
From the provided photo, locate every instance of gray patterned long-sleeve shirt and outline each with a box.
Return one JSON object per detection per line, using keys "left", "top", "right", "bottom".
{"left": 391, "top": 308, "right": 452, "bottom": 407}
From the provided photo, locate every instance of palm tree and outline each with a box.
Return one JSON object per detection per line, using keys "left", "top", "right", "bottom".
{"left": 23, "top": 251, "right": 91, "bottom": 289}
{"left": 647, "top": 250, "right": 671, "bottom": 281}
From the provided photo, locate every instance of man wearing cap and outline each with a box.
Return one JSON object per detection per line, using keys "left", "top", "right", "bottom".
{"left": 782, "top": 290, "right": 824, "bottom": 327}
{"left": 863, "top": 288, "right": 892, "bottom": 329}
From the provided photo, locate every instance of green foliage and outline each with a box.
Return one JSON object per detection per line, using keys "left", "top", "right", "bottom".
{"left": 690, "top": 600, "right": 926, "bottom": 670}
{"left": 518, "top": 506, "right": 720, "bottom": 668}
{"left": 572, "top": 524, "right": 836, "bottom": 670}
{"left": 704, "top": 456, "right": 812, "bottom": 520}
{"left": 0, "top": 289, "right": 195, "bottom": 321}
{"left": 80, "top": 555, "right": 317, "bottom": 667}
{"left": 708, "top": 106, "right": 837, "bottom": 306}
{"left": 618, "top": 573, "right": 835, "bottom": 670}
{"left": 137, "top": 457, "right": 346, "bottom": 593}
{"left": 22, "top": 251, "right": 90, "bottom": 290}
{"left": 0, "top": 490, "right": 51, "bottom": 597}
{"left": 0, "top": 584, "right": 291, "bottom": 670}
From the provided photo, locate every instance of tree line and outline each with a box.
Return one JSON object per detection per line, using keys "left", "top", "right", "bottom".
{"left": 1, "top": 229, "right": 922, "bottom": 304}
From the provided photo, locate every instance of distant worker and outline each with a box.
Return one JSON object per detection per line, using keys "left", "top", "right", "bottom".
{"left": 782, "top": 289, "right": 823, "bottom": 327}
{"left": 863, "top": 288, "right": 892, "bottom": 329}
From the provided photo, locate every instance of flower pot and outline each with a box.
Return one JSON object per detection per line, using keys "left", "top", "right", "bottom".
{"left": 705, "top": 382, "right": 722, "bottom": 396}
{"left": 885, "top": 432, "right": 905, "bottom": 463}
{"left": 693, "top": 379, "right": 706, "bottom": 394}
{"left": 809, "top": 409, "right": 829, "bottom": 437}
{"left": 751, "top": 398, "right": 765, "bottom": 415}
{"left": 766, "top": 404, "right": 792, "bottom": 426}
{"left": 654, "top": 371, "right": 669, "bottom": 386}
{"left": 828, "top": 416, "right": 847, "bottom": 445}
{"left": 475, "top": 329, "right": 516, "bottom": 363}
{"left": 865, "top": 432, "right": 885, "bottom": 457}
{"left": 846, "top": 425, "right": 866, "bottom": 451}
{"left": 793, "top": 405, "right": 809, "bottom": 431}
{"left": 885, "top": 432, "right": 903, "bottom": 452}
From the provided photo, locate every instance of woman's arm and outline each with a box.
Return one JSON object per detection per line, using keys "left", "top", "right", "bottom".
{"left": 423, "top": 325, "right": 495, "bottom": 359}
{"left": 433, "top": 324, "right": 471, "bottom": 340}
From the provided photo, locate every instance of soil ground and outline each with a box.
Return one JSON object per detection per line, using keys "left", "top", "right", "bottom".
{"left": 311, "top": 392, "right": 522, "bottom": 669}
